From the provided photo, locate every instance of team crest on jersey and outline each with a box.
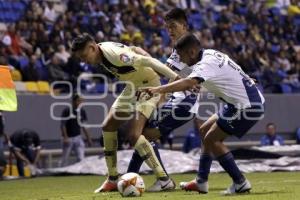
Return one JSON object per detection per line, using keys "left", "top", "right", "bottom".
{"left": 120, "top": 53, "right": 132, "bottom": 64}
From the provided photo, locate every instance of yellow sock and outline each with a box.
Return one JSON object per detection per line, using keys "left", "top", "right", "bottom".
{"left": 103, "top": 131, "right": 118, "bottom": 177}
{"left": 134, "top": 135, "right": 167, "bottom": 178}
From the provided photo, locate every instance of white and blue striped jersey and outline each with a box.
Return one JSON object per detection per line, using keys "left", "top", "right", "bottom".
{"left": 188, "top": 49, "right": 265, "bottom": 109}
{"left": 166, "top": 49, "right": 195, "bottom": 107}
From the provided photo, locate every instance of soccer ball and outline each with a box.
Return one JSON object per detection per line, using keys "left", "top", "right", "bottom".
{"left": 117, "top": 173, "right": 145, "bottom": 197}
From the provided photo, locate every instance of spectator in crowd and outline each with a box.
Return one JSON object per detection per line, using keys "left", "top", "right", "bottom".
{"left": 182, "top": 121, "right": 201, "bottom": 153}
{"left": 9, "top": 129, "right": 41, "bottom": 177}
{"left": 0, "top": 24, "right": 11, "bottom": 58}
{"left": 0, "top": 111, "right": 8, "bottom": 178}
{"left": 21, "top": 54, "right": 41, "bottom": 81}
{"left": 55, "top": 45, "right": 71, "bottom": 64}
{"left": 48, "top": 54, "right": 69, "bottom": 82}
{"left": 60, "top": 94, "right": 92, "bottom": 167}
{"left": 260, "top": 123, "right": 285, "bottom": 146}
{"left": 43, "top": 2, "right": 58, "bottom": 25}
{"left": 296, "top": 128, "right": 300, "bottom": 144}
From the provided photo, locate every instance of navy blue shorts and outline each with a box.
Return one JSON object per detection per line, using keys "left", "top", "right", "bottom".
{"left": 148, "top": 94, "right": 197, "bottom": 138}
{"left": 216, "top": 103, "right": 265, "bottom": 138}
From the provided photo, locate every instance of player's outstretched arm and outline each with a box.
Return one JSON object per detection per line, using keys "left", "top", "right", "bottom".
{"left": 141, "top": 77, "right": 200, "bottom": 97}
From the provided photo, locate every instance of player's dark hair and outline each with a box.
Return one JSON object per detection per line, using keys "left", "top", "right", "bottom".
{"left": 266, "top": 122, "right": 276, "bottom": 128}
{"left": 164, "top": 8, "right": 188, "bottom": 24}
{"left": 174, "top": 33, "right": 201, "bottom": 51}
{"left": 71, "top": 33, "right": 95, "bottom": 52}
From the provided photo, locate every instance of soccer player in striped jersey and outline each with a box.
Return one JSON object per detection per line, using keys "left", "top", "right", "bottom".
{"left": 140, "top": 34, "right": 265, "bottom": 195}
{"left": 126, "top": 8, "right": 203, "bottom": 192}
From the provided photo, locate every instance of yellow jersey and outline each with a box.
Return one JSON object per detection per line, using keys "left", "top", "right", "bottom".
{"left": 98, "top": 42, "right": 177, "bottom": 83}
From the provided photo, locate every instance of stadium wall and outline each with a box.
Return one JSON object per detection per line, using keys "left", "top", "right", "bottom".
{"left": 3, "top": 94, "right": 300, "bottom": 142}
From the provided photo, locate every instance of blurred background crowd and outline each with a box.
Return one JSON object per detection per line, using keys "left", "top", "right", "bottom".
{"left": 0, "top": 0, "right": 299, "bottom": 93}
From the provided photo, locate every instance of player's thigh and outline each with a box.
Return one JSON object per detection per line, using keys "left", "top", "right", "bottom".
{"left": 136, "top": 77, "right": 161, "bottom": 119}
{"left": 102, "top": 108, "right": 130, "bottom": 131}
{"left": 198, "top": 113, "right": 219, "bottom": 139}
{"left": 111, "top": 84, "right": 136, "bottom": 114}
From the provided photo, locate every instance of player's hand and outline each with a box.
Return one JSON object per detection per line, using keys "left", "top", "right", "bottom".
{"left": 137, "top": 87, "right": 161, "bottom": 101}
{"left": 191, "top": 84, "right": 201, "bottom": 93}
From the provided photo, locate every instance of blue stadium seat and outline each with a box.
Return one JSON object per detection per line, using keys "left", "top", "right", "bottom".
{"left": 231, "top": 23, "right": 247, "bottom": 32}
{"left": 0, "top": 12, "right": 4, "bottom": 22}
{"left": 238, "top": 7, "right": 248, "bottom": 15}
{"left": 280, "top": 83, "right": 292, "bottom": 93}
{"left": 270, "top": 7, "right": 281, "bottom": 16}
{"left": 81, "top": 16, "right": 90, "bottom": 25}
{"left": 18, "top": 56, "right": 29, "bottom": 69}
{"left": 2, "top": 1, "right": 12, "bottom": 10}
{"left": 213, "top": 12, "right": 220, "bottom": 22}
{"left": 271, "top": 44, "right": 281, "bottom": 53}
{"left": 160, "top": 29, "right": 170, "bottom": 47}
{"left": 293, "top": 16, "right": 300, "bottom": 27}
{"left": 189, "top": 13, "right": 202, "bottom": 30}
{"left": 12, "top": 2, "right": 25, "bottom": 11}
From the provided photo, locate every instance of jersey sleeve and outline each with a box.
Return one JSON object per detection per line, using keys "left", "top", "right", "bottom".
{"left": 188, "top": 62, "right": 216, "bottom": 83}
{"left": 132, "top": 54, "right": 178, "bottom": 80}
{"left": 166, "top": 50, "right": 186, "bottom": 71}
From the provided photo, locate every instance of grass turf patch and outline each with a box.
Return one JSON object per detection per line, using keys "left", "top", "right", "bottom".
{"left": 0, "top": 172, "right": 299, "bottom": 200}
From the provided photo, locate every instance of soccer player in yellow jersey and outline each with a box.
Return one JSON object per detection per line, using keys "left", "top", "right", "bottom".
{"left": 71, "top": 33, "right": 178, "bottom": 192}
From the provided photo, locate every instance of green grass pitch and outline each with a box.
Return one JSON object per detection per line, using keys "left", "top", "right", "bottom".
{"left": 0, "top": 172, "right": 300, "bottom": 200}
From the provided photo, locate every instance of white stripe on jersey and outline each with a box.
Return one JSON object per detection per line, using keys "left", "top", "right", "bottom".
{"left": 166, "top": 49, "right": 193, "bottom": 107}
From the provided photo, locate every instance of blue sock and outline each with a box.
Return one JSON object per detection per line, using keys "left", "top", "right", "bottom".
{"left": 197, "top": 154, "right": 213, "bottom": 183}
{"left": 217, "top": 152, "right": 245, "bottom": 184}
{"left": 127, "top": 149, "right": 144, "bottom": 173}
{"left": 151, "top": 142, "right": 168, "bottom": 176}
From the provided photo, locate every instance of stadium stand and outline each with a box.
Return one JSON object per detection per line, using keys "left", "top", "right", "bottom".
{"left": 0, "top": 0, "right": 298, "bottom": 94}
